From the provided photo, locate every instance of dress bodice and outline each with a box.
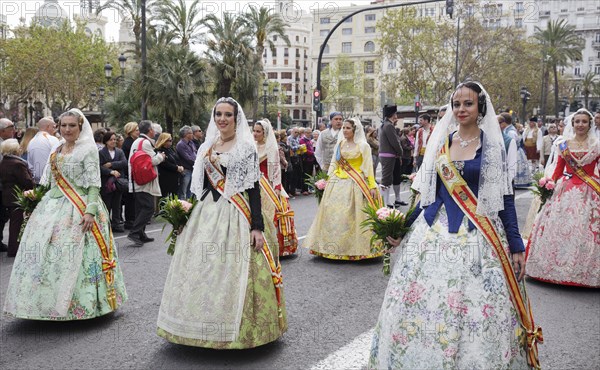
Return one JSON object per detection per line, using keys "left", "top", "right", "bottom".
{"left": 552, "top": 147, "right": 600, "bottom": 184}
{"left": 332, "top": 145, "right": 377, "bottom": 189}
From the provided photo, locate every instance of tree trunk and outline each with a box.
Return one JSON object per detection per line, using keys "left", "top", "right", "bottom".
{"left": 165, "top": 112, "right": 174, "bottom": 135}
{"left": 251, "top": 49, "right": 265, "bottom": 121}
{"left": 540, "top": 63, "right": 549, "bottom": 120}
{"left": 553, "top": 63, "right": 560, "bottom": 118}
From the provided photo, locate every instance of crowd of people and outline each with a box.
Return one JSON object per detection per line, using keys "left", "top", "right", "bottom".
{"left": 0, "top": 82, "right": 598, "bottom": 368}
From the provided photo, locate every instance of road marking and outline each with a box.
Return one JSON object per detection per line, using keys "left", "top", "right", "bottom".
{"left": 310, "top": 328, "right": 373, "bottom": 370}
{"left": 113, "top": 228, "right": 163, "bottom": 240}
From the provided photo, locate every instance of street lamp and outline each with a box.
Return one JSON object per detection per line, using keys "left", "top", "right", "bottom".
{"left": 262, "top": 80, "right": 269, "bottom": 117}
{"left": 104, "top": 53, "right": 127, "bottom": 84}
{"left": 520, "top": 86, "right": 530, "bottom": 124}
{"left": 99, "top": 86, "right": 105, "bottom": 126}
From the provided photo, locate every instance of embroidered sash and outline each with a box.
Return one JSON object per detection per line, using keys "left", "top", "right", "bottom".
{"left": 435, "top": 140, "right": 542, "bottom": 369}
{"left": 204, "top": 155, "right": 285, "bottom": 328}
{"left": 259, "top": 176, "right": 298, "bottom": 254}
{"left": 50, "top": 152, "right": 117, "bottom": 310}
{"left": 559, "top": 142, "right": 600, "bottom": 196}
{"left": 336, "top": 149, "right": 382, "bottom": 208}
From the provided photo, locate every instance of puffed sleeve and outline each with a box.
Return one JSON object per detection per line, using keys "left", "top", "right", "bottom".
{"left": 247, "top": 181, "right": 264, "bottom": 231}
{"left": 498, "top": 195, "right": 525, "bottom": 253}
{"left": 552, "top": 156, "right": 566, "bottom": 182}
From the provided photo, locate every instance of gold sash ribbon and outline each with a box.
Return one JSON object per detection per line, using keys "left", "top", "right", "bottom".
{"left": 336, "top": 152, "right": 382, "bottom": 208}
{"left": 559, "top": 142, "right": 600, "bottom": 196}
{"left": 204, "top": 153, "right": 285, "bottom": 328}
{"left": 50, "top": 152, "right": 117, "bottom": 310}
{"left": 435, "top": 140, "right": 542, "bottom": 369}
{"left": 259, "top": 176, "right": 298, "bottom": 255}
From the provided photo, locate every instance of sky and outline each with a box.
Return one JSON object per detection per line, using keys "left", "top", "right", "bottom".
{"left": 1, "top": 0, "right": 375, "bottom": 43}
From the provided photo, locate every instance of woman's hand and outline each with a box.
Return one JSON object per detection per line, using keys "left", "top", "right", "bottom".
{"left": 80, "top": 213, "right": 95, "bottom": 233}
{"left": 103, "top": 162, "right": 112, "bottom": 169}
{"left": 369, "top": 188, "right": 378, "bottom": 199}
{"left": 385, "top": 235, "right": 402, "bottom": 252}
{"left": 111, "top": 170, "right": 120, "bottom": 178}
{"left": 511, "top": 252, "right": 526, "bottom": 281}
{"left": 177, "top": 166, "right": 184, "bottom": 173}
{"left": 250, "top": 230, "right": 264, "bottom": 252}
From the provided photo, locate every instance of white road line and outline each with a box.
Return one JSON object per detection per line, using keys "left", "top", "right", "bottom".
{"left": 310, "top": 328, "right": 373, "bottom": 370}
{"left": 113, "top": 228, "right": 163, "bottom": 240}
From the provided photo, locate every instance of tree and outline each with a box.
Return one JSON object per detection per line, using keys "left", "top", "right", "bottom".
{"left": 242, "top": 6, "right": 290, "bottom": 119}
{"left": 580, "top": 71, "right": 598, "bottom": 110}
{"left": 1, "top": 21, "right": 115, "bottom": 113}
{"left": 534, "top": 19, "right": 584, "bottom": 119}
{"left": 203, "top": 13, "right": 254, "bottom": 99}
{"left": 321, "top": 55, "right": 365, "bottom": 117}
{"left": 152, "top": 0, "right": 203, "bottom": 48}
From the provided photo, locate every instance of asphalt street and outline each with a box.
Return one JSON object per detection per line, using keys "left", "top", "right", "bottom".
{"left": 0, "top": 185, "right": 598, "bottom": 369}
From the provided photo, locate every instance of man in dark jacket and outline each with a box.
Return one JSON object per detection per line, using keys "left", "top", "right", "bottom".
{"left": 378, "top": 105, "right": 406, "bottom": 207}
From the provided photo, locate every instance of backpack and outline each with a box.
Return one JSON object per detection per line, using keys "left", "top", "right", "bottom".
{"left": 130, "top": 139, "right": 157, "bottom": 186}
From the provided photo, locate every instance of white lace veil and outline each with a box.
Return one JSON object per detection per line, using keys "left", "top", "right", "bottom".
{"left": 412, "top": 82, "right": 512, "bottom": 217}
{"left": 329, "top": 117, "right": 374, "bottom": 179}
{"left": 255, "top": 118, "right": 282, "bottom": 187}
{"left": 190, "top": 97, "right": 260, "bottom": 198}
{"left": 40, "top": 108, "right": 100, "bottom": 188}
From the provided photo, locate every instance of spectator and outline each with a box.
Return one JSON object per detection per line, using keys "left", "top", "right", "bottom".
{"left": 191, "top": 125, "right": 204, "bottom": 149}
{"left": 122, "top": 122, "right": 140, "bottom": 159}
{"left": 366, "top": 126, "right": 379, "bottom": 174}
{"left": 287, "top": 127, "right": 303, "bottom": 196}
{"left": 312, "top": 130, "right": 321, "bottom": 173}
{"left": 175, "top": 125, "right": 197, "bottom": 199}
{"left": 152, "top": 123, "right": 163, "bottom": 141}
{"left": 300, "top": 127, "right": 316, "bottom": 195}
{"left": 399, "top": 127, "right": 414, "bottom": 176}
{"left": 315, "top": 112, "right": 343, "bottom": 172}
{"left": 379, "top": 105, "right": 406, "bottom": 207}
{"left": 116, "top": 134, "right": 124, "bottom": 149}
{"left": 0, "top": 139, "right": 34, "bottom": 257}
{"left": 26, "top": 117, "right": 59, "bottom": 184}
{"left": 156, "top": 133, "right": 184, "bottom": 198}
{"left": 121, "top": 122, "right": 139, "bottom": 230}
{"left": 413, "top": 113, "right": 433, "bottom": 171}
{"left": 278, "top": 130, "right": 293, "bottom": 196}
{"left": 19, "top": 127, "right": 39, "bottom": 161}
{"left": 127, "top": 120, "right": 165, "bottom": 246}
{"left": 94, "top": 128, "right": 107, "bottom": 150}
{"left": 99, "top": 132, "right": 128, "bottom": 233}
{"left": 0, "top": 118, "right": 17, "bottom": 252}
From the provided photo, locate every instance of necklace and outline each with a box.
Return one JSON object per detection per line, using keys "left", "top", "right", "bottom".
{"left": 218, "top": 134, "right": 235, "bottom": 144}
{"left": 455, "top": 132, "right": 480, "bottom": 148}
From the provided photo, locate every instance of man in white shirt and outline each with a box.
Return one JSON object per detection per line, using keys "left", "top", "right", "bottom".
{"left": 314, "top": 112, "right": 343, "bottom": 172}
{"left": 27, "top": 117, "right": 59, "bottom": 184}
{"left": 498, "top": 114, "right": 518, "bottom": 186}
{"left": 594, "top": 112, "right": 600, "bottom": 139}
{"left": 540, "top": 123, "right": 559, "bottom": 167}
{"left": 413, "top": 114, "right": 433, "bottom": 171}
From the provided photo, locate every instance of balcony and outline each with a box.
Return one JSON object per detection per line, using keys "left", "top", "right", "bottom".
{"left": 576, "top": 7, "right": 585, "bottom": 14}
{"left": 295, "top": 77, "right": 300, "bottom": 81}
{"left": 593, "top": 41, "right": 600, "bottom": 49}
{"left": 513, "top": 8, "right": 524, "bottom": 16}
{"left": 539, "top": 10, "right": 550, "bottom": 17}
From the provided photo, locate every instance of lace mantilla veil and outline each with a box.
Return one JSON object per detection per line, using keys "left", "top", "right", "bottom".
{"left": 412, "top": 82, "right": 512, "bottom": 217}
{"left": 40, "top": 108, "right": 100, "bottom": 188}
{"left": 329, "top": 117, "right": 373, "bottom": 178}
{"left": 190, "top": 97, "right": 260, "bottom": 198}
{"left": 255, "top": 118, "right": 282, "bottom": 187}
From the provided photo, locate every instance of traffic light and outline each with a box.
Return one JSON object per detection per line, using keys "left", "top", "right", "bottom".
{"left": 415, "top": 101, "right": 421, "bottom": 113}
{"left": 446, "top": 0, "right": 454, "bottom": 19}
{"left": 313, "top": 90, "right": 321, "bottom": 112}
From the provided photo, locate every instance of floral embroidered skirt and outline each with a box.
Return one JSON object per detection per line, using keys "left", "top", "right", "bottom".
{"left": 157, "top": 194, "right": 287, "bottom": 349}
{"left": 527, "top": 178, "right": 600, "bottom": 287}
{"left": 3, "top": 194, "right": 127, "bottom": 320}
{"left": 303, "top": 176, "right": 382, "bottom": 260}
{"left": 369, "top": 208, "right": 529, "bottom": 369}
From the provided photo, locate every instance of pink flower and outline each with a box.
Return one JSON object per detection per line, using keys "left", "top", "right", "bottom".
{"left": 447, "top": 291, "right": 468, "bottom": 315}
{"left": 376, "top": 207, "right": 391, "bottom": 220}
{"left": 315, "top": 179, "right": 327, "bottom": 190}
{"left": 544, "top": 180, "right": 555, "bottom": 190}
{"left": 402, "top": 282, "right": 426, "bottom": 304}
{"left": 482, "top": 304, "right": 495, "bottom": 318}
{"left": 179, "top": 200, "right": 193, "bottom": 213}
{"left": 538, "top": 177, "right": 547, "bottom": 187}
{"left": 444, "top": 347, "right": 457, "bottom": 358}
{"left": 24, "top": 190, "right": 35, "bottom": 199}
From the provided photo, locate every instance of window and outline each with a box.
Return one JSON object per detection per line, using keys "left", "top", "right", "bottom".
{"left": 363, "top": 98, "right": 374, "bottom": 112}
{"left": 268, "top": 72, "right": 278, "bottom": 79}
{"left": 515, "top": 18, "right": 523, "bottom": 28}
{"left": 342, "top": 42, "right": 352, "bottom": 53}
{"left": 387, "top": 59, "right": 397, "bottom": 69}
{"left": 425, "top": 8, "right": 435, "bottom": 17}
{"left": 339, "top": 99, "right": 353, "bottom": 113}
{"left": 284, "top": 48, "right": 289, "bottom": 57}
{"left": 272, "top": 59, "right": 276, "bottom": 65}
{"left": 323, "top": 44, "right": 330, "bottom": 54}
{"left": 284, "top": 59, "right": 288, "bottom": 66}
{"left": 304, "top": 37, "right": 306, "bottom": 43}
{"left": 365, "top": 27, "right": 376, "bottom": 34}
{"left": 320, "top": 29, "right": 329, "bottom": 37}
{"left": 296, "top": 35, "right": 299, "bottom": 42}
{"left": 282, "top": 83, "right": 292, "bottom": 91}
{"left": 293, "top": 109, "right": 300, "bottom": 119}
{"left": 281, "top": 72, "right": 293, "bottom": 79}
{"left": 364, "top": 79, "right": 375, "bottom": 93}
{"left": 365, "top": 14, "right": 376, "bottom": 21}
{"left": 364, "top": 61, "right": 374, "bottom": 74}
{"left": 320, "top": 17, "right": 330, "bottom": 24}
{"left": 273, "top": 49, "right": 277, "bottom": 57}
{"left": 364, "top": 41, "right": 375, "bottom": 52}
{"left": 285, "top": 96, "right": 292, "bottom": 104}
{"left": 515, "top": 2, "right": 524, "bottom": 13}
{"left": 273, "top": 35, "right": 277, "bottom": 41}
{"left": 302, "top": 110, "right": 307, "bottom": 120}
{"left": 321, "top": 62, "right": 329, "bottom": 71}
{"left": 340, "top": 61, "right": 354, "bottom": 74}
{"left": 596, "top": 33, "right": 600, "bottom": 42}
{"left": 343, "top": 16, "right": 353, "bottom": 23}
{"left": 342, "top": 28, "right": 352, "bottom": 35}
{"left": 574, "top": 66, "right": 581, "bottom": 76}
{"left": 595, "top": 65, "right": 600, "bottom": 74}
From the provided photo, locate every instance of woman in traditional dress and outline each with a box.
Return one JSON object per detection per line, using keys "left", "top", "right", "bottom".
{"left": 514, "top": 128, "right": 533, "bottom": 188}
{"left": 253, "top": 119, "right": 298, "bottom": 257}
{"left": 369, "top": 82, "right": 541, "bottom": 369}
{"left": 157, "top": 98, "right": 287, "bottom": 348}
{"left": 527, "top": 108, "right": 600, "bottom": 287}
{"left": 3, "top": 109, "right": 127, "bottom": 320}
{"left": 304, "top": 117, "right": 381, "bottom": 260}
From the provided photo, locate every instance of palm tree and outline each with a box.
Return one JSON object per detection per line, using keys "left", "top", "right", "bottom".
{"left": 534, "top": 19, "right": 584, "bottom": 118}
{"left": 203, "top": 13, "right": 254, "bottom": 98}
{"left": 580, "top": 71, "right": 598, "bottom": 110}
{"left": 144, "top": 43, "right": 209, "bottom": 134}
{"left": 242, "top": 6, "right": 290, "bottom": 119}
{"left": 152, "top": 0, "right": 203, "bottom": 48}
{"left": 97, "top": 0, "right": 155, "bottom": 60}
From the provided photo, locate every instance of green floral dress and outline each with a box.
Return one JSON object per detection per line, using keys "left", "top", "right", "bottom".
{"left": 3, "top": 147, "right": 127, "bottom": 320}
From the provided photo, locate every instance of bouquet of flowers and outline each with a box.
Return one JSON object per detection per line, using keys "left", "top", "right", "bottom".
{"left": 361, "top": 204, "right": 415, "bottom": 276}
{"left": 530, "top": 172, "right": 555, "bottom": 212}
{"left": 14, "top": 184, "right": 50, "bottom": 242}
{"left": 157, "top": 195, "right": 197, "bottom": 255}
{"left": 297, "top": 144, "right": 307, "bottom": 155}
{"left": 401, "top": 172, "right": 420, "bottom": 209}
{"left": 305, "top": 170, "right": 328, "bottom": 203}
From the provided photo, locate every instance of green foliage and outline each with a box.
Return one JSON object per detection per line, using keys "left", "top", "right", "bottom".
{"left": 14, "top": 184, "right": 50, "bottom": 242}
{"left": 321, "top": 55, "right": 365, "bottom": 117}
{"left": 157, "top": 194, "right": 198, "bottom": 255}
{"left": 304, "top": 170, "right": 328, "bottom": 203}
